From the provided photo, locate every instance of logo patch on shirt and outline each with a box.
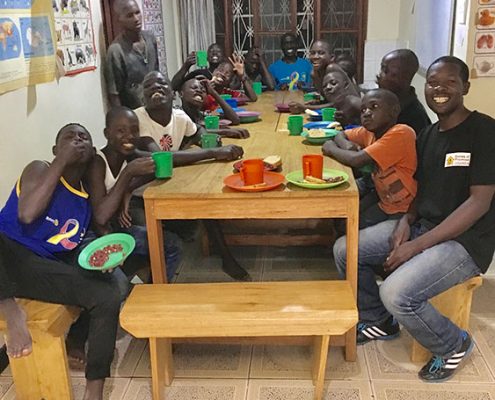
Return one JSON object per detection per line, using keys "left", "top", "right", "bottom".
{"left": 445, "top": 152, "right": 471, "bottom": 167}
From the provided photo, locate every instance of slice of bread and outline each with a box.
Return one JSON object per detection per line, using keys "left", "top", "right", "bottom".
{"left": 263, "top": 155, "right": 282, "bottom": 168}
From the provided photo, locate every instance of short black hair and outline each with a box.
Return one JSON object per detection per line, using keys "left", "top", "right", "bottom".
{"left": 427, "top": 56, "right": 470, "bottom": 83}
{"left": 207, "top": 43, "right": 222, "bottom": 52}
{"left": 365, "top": 88, "right": 399, "bottom": 106}
{"left": 55, "top": 123, "right": 90, "bottom": 144}
{"left": 311, "top": 39, "right": 332, "bottom": 54}
{"left": 280, "top": 32, "right": 298, "bottom": 46}
{"left": 113, "top": 0, "right": 137, "bottom": 15}
{"left": 105, "top": 106, "right": 136, "bottom": 128}
{"left": 143, "top": 70, "right": 168, "bottom": 84}
{"left": 387, "top": 49, "right": 419, "bottom": 82}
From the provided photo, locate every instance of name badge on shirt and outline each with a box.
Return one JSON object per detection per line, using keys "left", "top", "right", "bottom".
{"left": 444, "top": 152, "right": 471, "bottom": 167}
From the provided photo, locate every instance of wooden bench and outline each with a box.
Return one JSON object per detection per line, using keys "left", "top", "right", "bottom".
{"left": 120, "top": 281, "right": 358, "bottom": 400}
{"left": 411, "top": 276, "right": 482, "bottom": 362}
{"left": 0, "top": 299, "right": 80, "bottom": 400}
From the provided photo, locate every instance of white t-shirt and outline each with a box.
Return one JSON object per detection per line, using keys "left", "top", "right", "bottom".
{"left": 96, "top": 149, "right": 127, "bottom": 192}
{"left": 134, "top": 107, "right": 197, "bottom": 151}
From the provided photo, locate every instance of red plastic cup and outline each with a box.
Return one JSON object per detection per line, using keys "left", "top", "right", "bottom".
{"left": 240, "top": 159, "right": 264, "bottom": 185}
{"left": 302, "top": 154, "right": 323, "bottom": 179}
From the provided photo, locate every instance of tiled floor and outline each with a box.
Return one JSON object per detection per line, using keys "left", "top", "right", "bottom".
{"left": 2, "top": 238, "right": 495, "bottom": 399}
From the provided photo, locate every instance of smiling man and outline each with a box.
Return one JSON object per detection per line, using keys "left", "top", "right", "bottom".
{"left": 333, "top": 56, "right": 495, "bottom": 383}
{"left": 268, "top": 33, "right": 312, "bottom": 90}
{"left": 105, "top": 0, "right": 159, "bottom": 109}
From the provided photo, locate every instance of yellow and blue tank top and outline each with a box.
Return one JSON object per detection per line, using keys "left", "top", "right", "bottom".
{"left": 0, "top": 175, "right": 91, "bottom": 259}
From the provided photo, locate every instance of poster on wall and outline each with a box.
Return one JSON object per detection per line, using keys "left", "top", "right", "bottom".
{"left": 140, "top": 0, "right": 167, "bottom": 74}
{"left": 52, "top": 0, "right": 97, "bottom": 75}
{"left": 0, "top": 0, "right": 56, "bottom": 94}
{"left": 473, "top": 5, "right": 495, "bottom": 77}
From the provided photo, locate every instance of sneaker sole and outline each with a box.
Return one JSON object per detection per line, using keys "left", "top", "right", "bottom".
{"left": 357, "top": 331, "right": 400, "bottom": 345}
{"left": 418, "top": 336, "right": 475, "bottom": 383}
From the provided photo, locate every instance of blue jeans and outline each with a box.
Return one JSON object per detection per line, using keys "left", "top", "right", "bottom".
{"left": 333, "top": 220, "right": 481, "bottom": 357}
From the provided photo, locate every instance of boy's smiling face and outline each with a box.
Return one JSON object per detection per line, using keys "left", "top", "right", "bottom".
{"left": 181, "top": 78, "right": 206, "bottom": 108}
{"left": 207, "top": 44, "right": 223, "bottom": 65}
{"left": 360, "top": 91, "right": 399, "bottom": 134}
{"left": 211, "top": 63, "right": 234, "bottom": 89}
{"left": 309, "top": 41, "right": 332, "bottom": 71}
{"left": 425, "top": 61, "right": 469, "bottom": 118}
{"left": 143, "top": 72, "right": 173, "bottom": 108}
{"left": 105, "top": 110, "right": 140, "bottom": 155}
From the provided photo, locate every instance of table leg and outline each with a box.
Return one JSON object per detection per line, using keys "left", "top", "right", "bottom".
{"left": 345, "top": 197, "right": 359, "bottom": 361}
{"left": 145, "top": 199, "right": 167, "bottom": 284}
{"left": 312, "top": 335, "right": 329, "bottom": 400}
{"left": 150, "top": 338, "right": 174, "bottom": 400}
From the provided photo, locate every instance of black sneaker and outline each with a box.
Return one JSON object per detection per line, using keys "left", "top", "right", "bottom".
{"left": 418, "top": 331, "right": 474, "bottom": 382}
{"left": 357, "top": 316, "right": 400, "bottom": 345}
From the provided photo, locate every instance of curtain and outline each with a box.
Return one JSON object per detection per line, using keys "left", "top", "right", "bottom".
{"left": 179, "top": 0, "right": 216, "bottom": 60}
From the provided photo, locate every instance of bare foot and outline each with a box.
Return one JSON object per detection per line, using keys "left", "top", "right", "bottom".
{"left": 221, "top": 257, "right": 251, "bottom": 281}
{"left": 66, "top": 339, "right": 87, "bottom": 371}
{"left": 83, "top": 378, "right": 105, "bottom": 400}
{"left": 0, "top": 299, "right": 32, "bottom": 358}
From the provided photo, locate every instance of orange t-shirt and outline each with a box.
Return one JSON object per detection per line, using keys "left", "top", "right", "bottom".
{"left": 345, "top": 124, "right": 417, "bottom": 214}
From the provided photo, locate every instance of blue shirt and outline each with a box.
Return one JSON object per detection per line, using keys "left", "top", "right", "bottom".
{"left": 0, "top": 175, "right": 91, "bottom": 259}
{"left": 268, "top": 57, "right": 313, "bottom": 89}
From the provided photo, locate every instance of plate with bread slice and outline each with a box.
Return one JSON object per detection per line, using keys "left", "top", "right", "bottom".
{"left": 233, "top": 155, "right": 282, "bottom": 172}
{"left": 301, "top": 128, "right": 339, "bottom": 144}
{"left": 285, "top": 169, "right": 349, "bottom": 189}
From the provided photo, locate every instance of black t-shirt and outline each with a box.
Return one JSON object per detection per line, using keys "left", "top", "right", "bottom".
{"left": 415, "top": 111, "right": 495, "bottom": 272}
{"left": 398, "top": 87, "right": 432, "bottom": 135}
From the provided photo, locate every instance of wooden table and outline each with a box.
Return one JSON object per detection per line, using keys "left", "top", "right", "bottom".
{"left": 143, "top": 91, "right": 359, "bottom": 360}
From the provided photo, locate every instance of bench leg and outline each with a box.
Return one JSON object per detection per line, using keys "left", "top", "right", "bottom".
{"left": 10, "top": 330, "right": 73, "bottom": 400}
{"left": 345, "top": 328, "right": 357, "bottom": 361}
{"left": 150, "top": 338, "right": 174, "bottom": 400}
{"left": 312, "top": 335, "right": 329, "bottom": 400}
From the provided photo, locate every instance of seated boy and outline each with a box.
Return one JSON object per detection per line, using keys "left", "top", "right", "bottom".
{"left": 322, "top": 88, "right": 417, "bottom": 229}
{"left": 180, "top": 77, "right": 250, "bottom": 138}
{"left": 200, "top": 59, "right": 258, "bottom": 113}
{"left": 132, "top": 71, "right": 251, "bottom": 281}
{"left": 0, "top": 124, "right": 123, "bottom": 400}
{"left": 321, "top": 65, "right": 361, "bottom": 127}
{"left": 288, "top": 39, "right": 335, "bottom": 113}
{"left": 84, "top": 106, "right": 182, "bottom": 282}
{"left": 171, "top": 43, "right": 224, "bottom": 91}
{"left": 232, "top": 46, "right": 275, "bottom": 91}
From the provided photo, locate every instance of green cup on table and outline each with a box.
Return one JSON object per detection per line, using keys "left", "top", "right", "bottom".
{"left": 152, "top": 151, "right": 173, "bottom": 179}
{"left": 252, "top": 81, "right": 263, "bottom": 95}
{"left": 322, "top": 107, "right": 336, "bottom": 121}
{"left": 220, "top": 94, "right": 232, "bottom": 100}
{"left": 287, "top": 115, "right": 304, "bottom": 136}
{"left": 204, "top": 115, "right": 220, "bottom": 130}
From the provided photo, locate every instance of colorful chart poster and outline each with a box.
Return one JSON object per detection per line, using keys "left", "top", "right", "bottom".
{"left": 473, "top": 3, "right": 495, "bottom": 77}
{"left": 52, "top": 0, "right": 97, "bottom": 75}
{"left": 0, "top": 0, "right": 56, "bottom": 94}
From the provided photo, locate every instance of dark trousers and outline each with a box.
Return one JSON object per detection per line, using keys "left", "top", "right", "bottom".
{"left": 0, "top": 233, "right": 122, "bottom": 380}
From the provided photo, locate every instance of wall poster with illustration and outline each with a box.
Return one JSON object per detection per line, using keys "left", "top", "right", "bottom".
{"left": 474, "top": 0, "right": 495, "bottom": 77}
{"left": 52, "top": 0, "right": 97, "bottom": 75}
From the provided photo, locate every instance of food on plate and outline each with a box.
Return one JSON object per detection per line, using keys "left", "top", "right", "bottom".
{"left": 301, "top": 175, "right": 345, "bottom": 184}
{"left": 305, "top": 109, "right": 319, "bottom": 116}
{"left": 243, "top": 182, "right": 267, "bottom": 189}
{"left": 326, "top": 121, "right": 343, "bottom": 130}
{"left": 307, "top": 129, "right": 327, "bottom": 138}
{"left": 88, "top": 243, "right": 124, "bottom": 268}
{"left": 263, "top": 155, "right": 282, "bottom": 169}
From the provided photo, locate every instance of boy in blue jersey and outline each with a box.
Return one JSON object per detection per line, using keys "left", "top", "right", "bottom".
{"left": 0, "top": 124, "right": 123, "bottom": 400}
{"left": 268, "top": 33, "right": 312, "bottom": 90}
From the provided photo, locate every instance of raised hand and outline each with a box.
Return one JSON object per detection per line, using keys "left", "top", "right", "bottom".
{"left": 229, "top": 54, "right": 245, "bottom": 77}
{"left": 184, "top": 52, "right": 196, "bottom": 69}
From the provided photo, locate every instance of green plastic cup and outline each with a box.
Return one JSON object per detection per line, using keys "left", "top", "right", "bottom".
{"left": 252, "top": 81, "right": 263, "bottom": 95}
{"left": 204, "top": 115, "right": 220, "bottom": 130}
{"left": 152, "top": 151, "right": 173, "bottom": 179}
{"left": 287, "top": 115, "right": 304, "bottom": 136}
{"left": 220, "top": 94, "right": 232, "bottom": 100}
{"left": 201, "top": 133, "right": 221, "bottom": 148}
{"left": 303, "top": 93, "right": 314, "bottom": 102}
{"left": 322, "top": 107, "right": 336, "bottom": 121}
{"left": 196, "top": 50, "right": 208, "bottom": 67}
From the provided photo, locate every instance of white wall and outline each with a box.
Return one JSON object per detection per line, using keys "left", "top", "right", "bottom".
{"left": 0, "top": 1, "right": 107, "bottom": 204}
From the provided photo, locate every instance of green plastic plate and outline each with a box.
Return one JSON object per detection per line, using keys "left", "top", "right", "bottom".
{"left": 78, "top": 233, "right": 136, "bottom": 271}
{"left": 286, "top": 169, "right": 349, "bottom": 189}
{"left": 301, "top": 129, "right": 339, "bottom": 144}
